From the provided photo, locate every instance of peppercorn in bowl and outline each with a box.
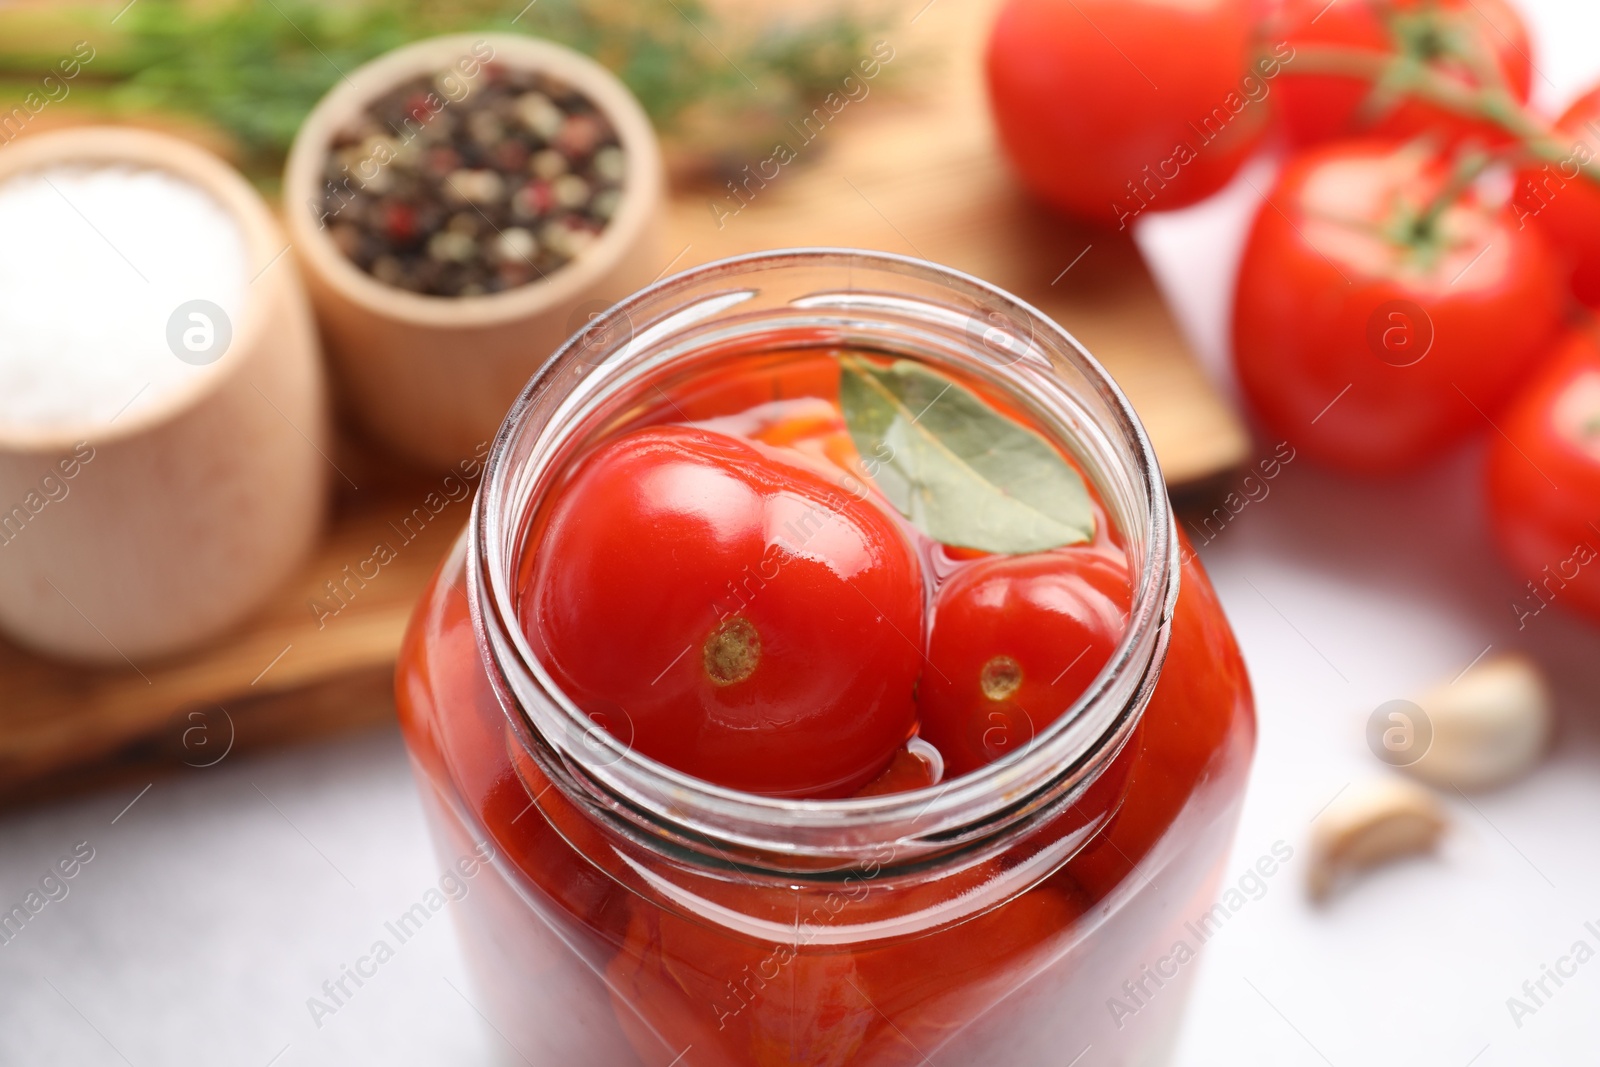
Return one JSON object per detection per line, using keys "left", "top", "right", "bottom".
{"left": 284, "top": 34, "right": 664, "bottom": 469}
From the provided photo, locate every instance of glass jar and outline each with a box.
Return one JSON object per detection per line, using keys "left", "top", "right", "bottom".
{"left": 396, "top": 249, "right": 1255, "bottom": 1066}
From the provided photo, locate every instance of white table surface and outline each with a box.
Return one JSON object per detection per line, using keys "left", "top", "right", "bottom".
{"left": 4, "top": 2, "right": 1599, "bottom": 1063}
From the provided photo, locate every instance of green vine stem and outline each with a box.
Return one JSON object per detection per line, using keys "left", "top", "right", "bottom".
{"left": 1412, "top": 147, "right": 1493, "bottom": 237}
{"left": 1285, "top": 44, "right": 1600, "bottom": 187}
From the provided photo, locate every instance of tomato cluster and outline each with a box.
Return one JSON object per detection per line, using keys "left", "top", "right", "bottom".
{"left": 1231, "top": 139, "right": 1565, "bottom": 473}
{"left": 518, "top": 358, "right": 1130, "bottom": 797}
{"left": 986, "top": 0, "right": 1600, "bottom": 627}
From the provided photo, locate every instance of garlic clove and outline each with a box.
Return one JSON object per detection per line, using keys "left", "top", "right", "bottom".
{"left": 1308, "top": 778, "right": 1447, "bottom": 902}
{"left": 1406, "top": 653, "right": 1552, "bottom": 791}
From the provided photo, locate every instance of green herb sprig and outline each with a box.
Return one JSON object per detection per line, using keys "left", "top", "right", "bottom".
{"left": 0, "top": 0, "right": 897, "bottom": 184}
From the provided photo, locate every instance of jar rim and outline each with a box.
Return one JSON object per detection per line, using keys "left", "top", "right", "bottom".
{"left": 471, "top": 247, "right": 1179, "bottom": 868}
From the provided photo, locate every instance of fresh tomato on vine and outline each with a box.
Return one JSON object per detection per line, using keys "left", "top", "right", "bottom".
{"left": 1232, "top": 139, "right": 1566, "bottom": 474}
{"left": 1517, "top": 84, "right": 1600, "bottom": 310}
{"left": 985, "top": 0, "right": 1270, "bottom": 229}
{"left": 1487, "top": 328, "right": 1600, "bottom": 627}
{"left": 520, "top": 424, "right": 925, "bottom": 797}
{"left": 1271, "top": 0, "right": 1534, "bottom": 148}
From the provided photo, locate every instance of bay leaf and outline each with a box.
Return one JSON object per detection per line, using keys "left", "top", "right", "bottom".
{"left": 838, "top": 356, "right": 1094, "bottom": 553}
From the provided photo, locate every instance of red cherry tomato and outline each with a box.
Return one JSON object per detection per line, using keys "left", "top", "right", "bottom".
{"left": 985, "top": 0, "right": 1267, "bottom": 229}
{"left": 1518, "top": 85, "right": 1600, "bottom": 310}
{"left": 521, "top": 424, "right": 925, "bottom": 797}
{"left": 918, "top": 548, "right": 1131, "bottom": 779}
{"left": 1232, "top": 140, "right": 1566, "bottom": 475}
{"left": 1487, "top": 328, "right": 1600, "bottom": 626}
{"left": 1272, "top": 0, "right": 1533, "bottom": 148}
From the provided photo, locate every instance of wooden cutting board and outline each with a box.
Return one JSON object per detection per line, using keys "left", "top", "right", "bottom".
{"left": 0, "top": 0, "right": 1249, "bottom": 806}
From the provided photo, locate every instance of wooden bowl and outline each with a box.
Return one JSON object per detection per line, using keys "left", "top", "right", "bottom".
{"left": 0, "top": 126, "right": 329, "bottom": 665}
{"left": 283, "top": 34, "right": 666, "bottom": 470}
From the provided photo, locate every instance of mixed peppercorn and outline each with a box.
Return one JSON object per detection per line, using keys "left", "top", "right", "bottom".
{"left": 320, "top": 65, "right": 625, "bottom": 297}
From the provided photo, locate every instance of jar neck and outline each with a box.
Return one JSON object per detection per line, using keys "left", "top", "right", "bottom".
{"left": 468, "top": 249, "right": 1179, "bottom": 877}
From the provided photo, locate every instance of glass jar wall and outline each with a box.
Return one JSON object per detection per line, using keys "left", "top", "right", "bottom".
{"left": 395, "top": 250, "right": 1255, "bottom": 1066}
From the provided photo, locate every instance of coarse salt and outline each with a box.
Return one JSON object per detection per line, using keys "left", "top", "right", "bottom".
{"left": 0, "top": 165, "right": 249, "bottom": 430}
